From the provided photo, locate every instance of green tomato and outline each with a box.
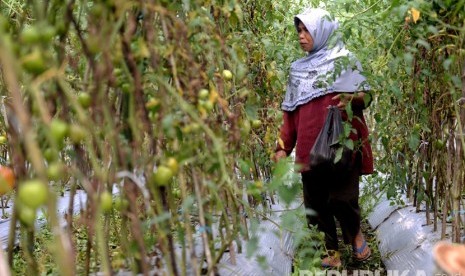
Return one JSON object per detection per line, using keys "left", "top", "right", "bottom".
{"left": 18, "top": 180, "right": 48, "bottom": 209}
{"left": 100, "top": 191, "right": 112, "bottom": 213}
{"left": 434, "top": 139, "right": 445, "bottom": 150}
{"left": 240, "top": 119, "right": 251, "bottom": 136}
{"left": 198, "top": 89, "right": 210, "bottom": 100}
{"left": 69, "top": 124, "right": 87, "bottom": 144}
{"left": 0, "top": 135, "right": 7, "bottom": 145}
{"left": 182, "top": 123, "right": 200, "bottom": 134}
{"left": 78, "top": 92, "right": 92, "bottom": 108}
{"left": 121, "top": 83, "right": 131, "bottom": 93}
{"left": 114, "top": 197, "right": 129, "bottom": 211}
{"left": 151, "top": 166, "right": 174, "bottom": 187}
{"left": 21, "top": 49, "right": 46, "bottom": 74}
{"left": 202, "top": 100, "right": 214, "bottom": 112}
{"left": 172, "top": 188, "right": 181, "bottom": 199}
{"left": 43, "top": 148, "right": 58, "bottom": 162}
{"left": 55, "top": 22, "right": 67, "bottom": 36}
{"left": 145, "top": 98, "right": 161, "bottom": 112}
{"left": 20, "top": 26, "right": 41, "bottom": 44}
{"left": 236, "top": 64, "right": 247, "bottom": 81}
{"left": 267, "top": 70, "right": 276, "bottom": 80}
{"left": 222, "top": 69, "right": 233, "bottom": 81}
{"left": 113, "top": 68, "right": 123, "bottom": 77}
{"left": 166, "top": 157, "right": 179, "bottom": 174}
{"left": 40, "top": 26, "right": 56, "bottom": 43}
{"left": 50, "top": 119, "right": 69, "bottom": 142}
{"left": 251, "top": 119, "right": 262, "bottom": 129}
{"left": 47, "top": 162, "right": 65, "bottom": 181}
{"left": 19, "top": 205, "right": 36, "bottom": 227}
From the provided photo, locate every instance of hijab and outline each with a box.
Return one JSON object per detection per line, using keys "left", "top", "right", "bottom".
{"left": 281, "top": 8, "right": 370, "bottom": 112}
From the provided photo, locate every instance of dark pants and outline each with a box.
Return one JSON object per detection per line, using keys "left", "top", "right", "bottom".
{"left": 301, "top": 159, "right": 361, "bottom": 251}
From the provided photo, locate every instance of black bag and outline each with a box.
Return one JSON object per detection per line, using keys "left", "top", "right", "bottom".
{"left": 309, "top": 106, "right": 353, "bottom": 172}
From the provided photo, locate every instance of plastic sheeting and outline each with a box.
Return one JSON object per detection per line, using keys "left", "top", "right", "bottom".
{"left": 368, "top": 194, "right": 439, "bottom": 275}
{"left": 0, "top": 188, "right": 88, "bottom": 249}
{"left": 217, "top": 201, "right": 299, "bottom": 276}
{"left": 105, "top": 199, "right": 301, "bottom": 276}
{"left": 7, "top": 173, "right": 448, "bottom": 276}
{"left": 0, "top": 178, "right": 445, "bottom": 276}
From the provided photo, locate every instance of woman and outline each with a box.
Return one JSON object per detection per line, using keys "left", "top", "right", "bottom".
{"left": 274, "top": 8, "right": 374, "bottom": 267}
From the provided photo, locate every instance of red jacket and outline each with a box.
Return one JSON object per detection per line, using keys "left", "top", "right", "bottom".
{"left": 276, "top": 93, "right": 374, "bottom": 174}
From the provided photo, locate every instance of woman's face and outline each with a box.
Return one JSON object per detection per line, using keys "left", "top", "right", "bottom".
{"left": 297, "top": 21, "right": 314, "bottom": 52}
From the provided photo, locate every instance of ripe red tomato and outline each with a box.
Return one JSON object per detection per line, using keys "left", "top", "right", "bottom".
{"left": 0, "top": 165, "right": 15, "bottom": 195}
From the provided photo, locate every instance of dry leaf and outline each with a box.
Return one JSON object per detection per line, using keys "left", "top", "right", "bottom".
{"left": 278, "top": 137, "right": 285, "bottom": 149}
{"left": 411, "top": 8, "right": 420, "bottom": 23}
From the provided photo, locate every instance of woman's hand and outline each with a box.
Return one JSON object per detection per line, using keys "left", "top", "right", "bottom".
{"left": 332, "top": 93, "right": 351, "bottom": 109}
{"left": 273, "top": 150, "right": 287, "bottom": 162}
{"left": 332, "top": 92, "right": 369, "bottom": 110}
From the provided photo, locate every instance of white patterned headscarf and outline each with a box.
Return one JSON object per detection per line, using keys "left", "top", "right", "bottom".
{"left": 281, "top": 8, "right": 370, "bottom": 111}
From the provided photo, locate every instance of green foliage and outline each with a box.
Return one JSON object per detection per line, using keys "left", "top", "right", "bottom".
{"left": 13, "top": 213, "right": 137, "bottom": 275}
{"left": 0, "top": 0, "right": 311, "bottom": 274}
{"left": 268, "top": 159, "right": 302, "bottom": 205}
{"left": 291, "top": 220, "right": 325, "bottom": 273}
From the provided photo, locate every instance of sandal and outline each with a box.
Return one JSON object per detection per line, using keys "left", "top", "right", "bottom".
{"left": 352, "top": 239, "right": 371, "bottom": 261}
{"left": 321, "top": 250, "right": 342, "bottom": 268}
